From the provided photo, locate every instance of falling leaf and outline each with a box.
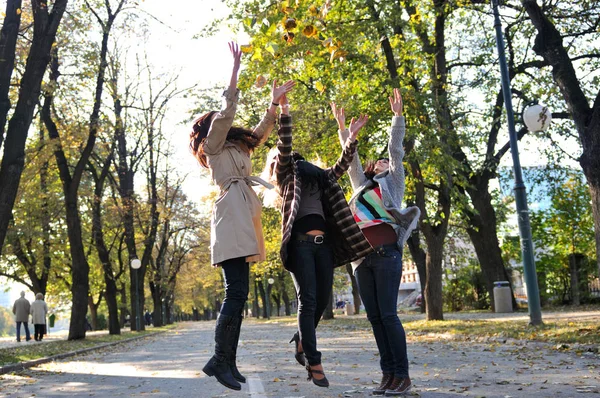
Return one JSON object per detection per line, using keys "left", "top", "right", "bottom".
{"left": 303, "top": 25, "right": 317, "bottom": 37}
{"left": 255, "top": 75, "right": 267, "bottom": 88}
{"left": 284, "top": 18, "right": 297, "bottom": 30}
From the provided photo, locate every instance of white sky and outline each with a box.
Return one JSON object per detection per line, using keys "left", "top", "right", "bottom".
{"left": 134, "top": 0, "right": 247, "bottom": 209}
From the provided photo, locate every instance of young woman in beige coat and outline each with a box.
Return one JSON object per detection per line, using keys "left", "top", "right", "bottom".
{"left": 190, "top": 42, "right": 294, "bottom": 391}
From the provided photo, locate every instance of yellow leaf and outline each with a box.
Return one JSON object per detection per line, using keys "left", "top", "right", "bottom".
{"left": 255, "top": 75, "right": 267, "bottom": 88}
{"left": 240, "top": 44, "right": 253, "bottom": 53}
{"left": 308, "top": 5, "right": 319, "bottom": 16}
{"left": 16, "top": 8, "right": 22, "bottom": 15}
{"left": 315, "top": 81, "right": 325, "bottom": 93}
{"left": 303, "top": 25, "right": 317, "bottom": 37}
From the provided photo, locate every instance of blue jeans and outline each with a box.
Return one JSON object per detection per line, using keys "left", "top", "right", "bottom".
{"left": 16, "top": 321, "right": 31, "bottom": 341}
{"left": 288, "top": 239, "right": 334, "bottom": 366}
{"left": 220, "top": 257, "right": 249, "bottom": 318}
{"left": 354, "top": 244, "right": 409, "bottom": 378}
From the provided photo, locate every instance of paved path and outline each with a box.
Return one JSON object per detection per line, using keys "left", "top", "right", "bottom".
{"left": 1, "top": 312, "right": 599, "bottom": 397}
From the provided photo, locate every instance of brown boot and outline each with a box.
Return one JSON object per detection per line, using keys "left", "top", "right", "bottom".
{"left": 384, "top": 376, "right": 411, "bottom": 396}
{"left": 373, "top": 373, "right": 393, "bottom": 395}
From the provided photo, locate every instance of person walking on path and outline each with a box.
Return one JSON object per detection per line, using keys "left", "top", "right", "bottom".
{"left": 189, "top": 41, "right": 294, "bottom": 391}
{"left": 261, "top": 94, "right": 371, "bottom": 387}
{"left": 12, "top": 291, "right": 31, "bottom": 342}
{"left": 30, "top": 293, "right": 48, "bottom": 342}
{"left": 332, "top": 89, "right": 421, "bottom": 396}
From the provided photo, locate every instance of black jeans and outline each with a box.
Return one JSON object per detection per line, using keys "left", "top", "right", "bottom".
{"left": 354, "top": 244, "right": 409, "bottom": 378}
{"left": 288, "top": 239, "right": 334, "bottom": 366}
{"left": 34, "top": 324, "right": 45, "bottom": 341}
{"left": 220, "top": 257, "right": 249, "bottom": 318}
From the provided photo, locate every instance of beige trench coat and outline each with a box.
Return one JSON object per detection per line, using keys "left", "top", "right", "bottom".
{"left": 202, "top": 88, "right": 276, "bottom": 266}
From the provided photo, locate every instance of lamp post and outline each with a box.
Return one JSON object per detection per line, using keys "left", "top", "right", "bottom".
{"left": 130, "top": 258, "right": 142, "bottom": 331}
{"left": 266, "top": 277, "right": 275, "bottom": 319}
{"left": 491, "top": 0, "right": 543, "bottom": 325}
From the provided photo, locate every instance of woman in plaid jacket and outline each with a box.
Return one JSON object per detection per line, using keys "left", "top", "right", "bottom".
{"left": 263, "top": 94, "right": 371, "bottom": 387}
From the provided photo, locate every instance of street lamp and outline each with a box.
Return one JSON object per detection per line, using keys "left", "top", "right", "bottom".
{"left": 491, "top": 0, "right": 543, "bottom": 325}
{"left": 523, "top": 103, "right": 552, "bottom": 133}
{"left": 130, "top": 258, "right": 142, "bottom": 331}
{"left": 266, "top": 277, "right": 275, "bottom": 319}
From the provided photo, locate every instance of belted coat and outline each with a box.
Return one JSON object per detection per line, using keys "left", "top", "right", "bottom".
{"left": 200, "top": 88, "right": 276, "bottom": 266}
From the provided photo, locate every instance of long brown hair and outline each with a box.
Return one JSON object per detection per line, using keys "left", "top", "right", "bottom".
{"left": 190, "top": 111, "right": 261, "bottom": 168}
{"left": 363, "top": 157, "right": 389, "bottom": 180}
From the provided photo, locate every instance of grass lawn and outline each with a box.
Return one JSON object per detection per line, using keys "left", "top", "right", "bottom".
{"left": 0, "top": 325, "right": 176, "bottom": 366}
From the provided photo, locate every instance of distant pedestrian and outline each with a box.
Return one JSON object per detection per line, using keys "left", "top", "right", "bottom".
{"left": 332, "top": 89, "right": 420, "bottom": 396}
{"left": 30, "top": 293, "right": 48, "bottom": 341}
{"left": 144, "top": 310, "right": 152, "bottom": 326}
{"left": 12, "top": 291, "right": 31, "bottom": 342}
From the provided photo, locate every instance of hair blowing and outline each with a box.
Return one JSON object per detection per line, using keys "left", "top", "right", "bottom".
{"left": 189, "top": 111, "right": 260, "bottom": 168}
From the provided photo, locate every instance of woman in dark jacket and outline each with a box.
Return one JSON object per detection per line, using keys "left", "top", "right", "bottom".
{"left": 262, "top": 94, "right": 370, "bottom": 387}
{"left": 332, "top": 89, "right": 420, "bottom": 396}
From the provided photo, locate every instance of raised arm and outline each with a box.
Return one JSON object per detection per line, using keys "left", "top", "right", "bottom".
{"left": 254, "top": 80, "right": 295, "bottom": 145}
{"left": 331, "top": 102, "right": 367, "bottom": 189}
{"left": 387, "top": 88, "right": 407, "bottom": 181}
{"left": 274, "top": 94, "right": 293, "bottom": 185}
{"left": 202, "top": 42, "right": 241, "bottom": 155}
{"left": 328, "top": 115, "right": 368, "bottom": 180}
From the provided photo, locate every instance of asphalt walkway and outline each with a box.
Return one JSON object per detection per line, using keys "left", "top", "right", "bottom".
{"left": 1, "top": 311, "right": 599, "bottom": 397}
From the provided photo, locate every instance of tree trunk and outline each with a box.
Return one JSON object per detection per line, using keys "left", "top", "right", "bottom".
{"left": 252, "top": 277, "right": 260, "bottom": 318}
{"left": 406, "top": 232, "right": 427, "bottom": 313}
{"left": 424, "top": 233, "right": 445, "bottom": 320}
{"left": 87, "top": 295, "right": 99, "bottom": 331}
{"left": 119, "top": 282, "right": 127, "bottom": 327}
{"left": 257, "top": 280, "right": 267, "bottom": 319}
{"left": 0, "top": 0, "right": 68, "bottom": 256}
{"left": 90, "top": 150, "right": 120, "bottom": 335}
{"left": 150, "top": 281, "right": 163, "bottom": 327}
{"left": 322, "top": 291, "right": 334, "bottom": 320}
{"left": 278, "top": 272, "right": 291, "bottom": 316}
{"left": 345, "top": 264, "right": 361, "bottom": 315}
{"left": 522, "top": 0, "right": 600, "bottom": 277}
{"left": 0, "top": 0, "right": 22, "bottom": 149}
{"left": 569, "top": 253, "right": 586, "bottom": 305}
{"left": 465, "top": 183, "right": 516, "bottom": 310}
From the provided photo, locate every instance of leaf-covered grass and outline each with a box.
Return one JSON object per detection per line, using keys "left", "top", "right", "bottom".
{"left": 0, "top": 325, "right": 175, "bottom": 366}
{"left": 404, "top": 319, "right": 600, "bottom": 345}
{"left": 255, "top": 308, "right": 600, "bottom": 346}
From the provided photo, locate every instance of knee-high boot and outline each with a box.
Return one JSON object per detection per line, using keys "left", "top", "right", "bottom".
{"left": 202, "top": 314, "right": 241, "bottom": 391}
{"left": 229, "top": 315, "right": 246, "bottom": 383}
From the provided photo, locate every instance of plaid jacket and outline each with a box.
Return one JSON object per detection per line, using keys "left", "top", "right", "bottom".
{"left": 274, "top": 114, "right": 373, "bottom": 270}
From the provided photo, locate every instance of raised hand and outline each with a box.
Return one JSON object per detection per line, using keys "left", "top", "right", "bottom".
{"left": 348, "top": 115, "right": 369, "bottom": 142}
{"left": 271, "top": 80, "right": 295, "bottom": 105}
{"left": 389, "top": 88, "right": 403, "bottom": 117}
{"left": 229, "top": 41, "right": 242, "bottom": 75}
{"left": 228, "top": 42, "right": 242, "bottom": 91}
{"left": 330, "top": 102, "right": 346, "bottom": 131}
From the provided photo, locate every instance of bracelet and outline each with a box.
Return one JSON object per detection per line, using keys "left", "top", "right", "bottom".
{"left": 271, "top": 102, "right": 279, "bottom": 106}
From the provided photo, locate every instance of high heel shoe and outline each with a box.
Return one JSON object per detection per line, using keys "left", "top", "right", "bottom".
{"left": 306, "top": 363, "right": 329, "bottom": 388}
{"left": 289, "top": 332, "right": 306, "bottom": 366}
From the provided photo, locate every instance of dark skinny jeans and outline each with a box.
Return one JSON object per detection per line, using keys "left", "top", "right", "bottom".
{"left": 220, "top": 256, "right": 249, "bottom": 318}
{"left": 288, "top": 239, "right": 334, "bottom": 366}
{"left": 354, "top": 244, "right": 409, "bottom": 378}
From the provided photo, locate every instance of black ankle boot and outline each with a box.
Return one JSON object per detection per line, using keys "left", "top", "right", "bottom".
{"left": 229, "top": 315, "right": 246, "bottom": 383}
{"left": 202, "top": 315, "right": 241, "bottom": 391}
